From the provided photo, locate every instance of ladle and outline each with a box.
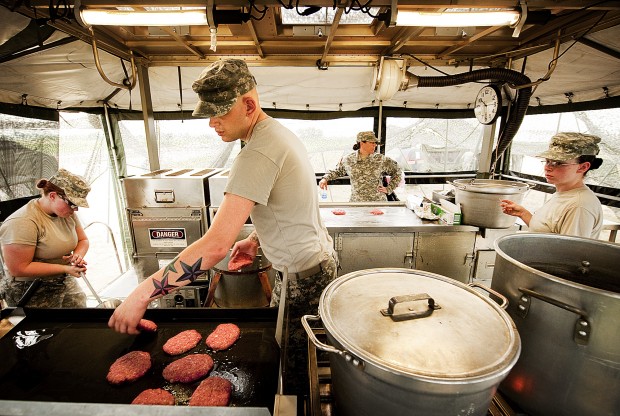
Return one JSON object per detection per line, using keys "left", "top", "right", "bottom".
{"left": 80, "top": 272, "right": 122, "bottom": 308}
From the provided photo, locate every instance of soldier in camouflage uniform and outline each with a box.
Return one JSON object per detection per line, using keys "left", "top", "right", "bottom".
{"left": 108, "top": 59, "right": 337, "bottom": 407}
{"left": 500, "top": 132, "right": 604, "bottom": 239}
{"left": 320, "top": 131, "right": 403, "bottom": 201}
{"left": 0, "top": 169, "right": 91, "bottom": 307}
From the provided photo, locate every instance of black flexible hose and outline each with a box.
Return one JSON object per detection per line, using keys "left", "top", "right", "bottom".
{"left": 416, "top": 68, "right": 532, "bottom": 173}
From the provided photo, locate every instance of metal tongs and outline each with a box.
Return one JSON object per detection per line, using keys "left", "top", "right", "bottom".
{"left": 80, "top": 272, "right": 122, "bottom": 308}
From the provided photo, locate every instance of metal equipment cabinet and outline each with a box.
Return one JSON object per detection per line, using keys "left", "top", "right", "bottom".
{"left": 322, "top": 204, "right": 478, "bottom": 284}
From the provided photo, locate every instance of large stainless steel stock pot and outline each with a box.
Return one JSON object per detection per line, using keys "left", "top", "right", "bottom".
{"left": 491, "top": 233, "right": 620, "bottom": 416}
{"left": 302, "top": 268, "right": 521, "bottom": 416}
{"left": 452, "top": 179, "right": 529, "bottom": 228}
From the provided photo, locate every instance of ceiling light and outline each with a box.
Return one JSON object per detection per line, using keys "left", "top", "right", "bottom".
{"left": 378, "top": 9, "right": 521, "bottom": 28}
{"left": 78, "top": 9, "right": 210, "bottom": 26}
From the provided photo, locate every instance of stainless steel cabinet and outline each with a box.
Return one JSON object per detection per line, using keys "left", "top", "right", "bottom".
{"left": 414, "top": 232, "right": 476, "bottom": 283}
{"left": 334, "top": 231, "right": 476, "bottom": 283}
{"left": 335, "top": 233, "right": 415, "bottom": 275}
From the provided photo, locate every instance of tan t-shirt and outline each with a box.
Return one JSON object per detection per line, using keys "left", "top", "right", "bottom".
{"left": 0, "top": 199, "right": 80, "bottom": 278}
{"left": 529, "top": 185, "right": 603, "bottom": 239}
{"left": 225, "top": 117, "right": 334, "bottom": 273}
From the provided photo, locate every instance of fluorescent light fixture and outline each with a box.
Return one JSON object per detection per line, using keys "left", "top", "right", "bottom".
{"left": 79, "top": 9, "right": 209, "bottom": 26}
{"left": 396, "top": 10, "right": 520, "bottom": 27}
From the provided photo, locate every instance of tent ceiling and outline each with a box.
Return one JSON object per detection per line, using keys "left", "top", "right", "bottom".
{"left": 0, "top": 1, "right": 619, "bottom": 112}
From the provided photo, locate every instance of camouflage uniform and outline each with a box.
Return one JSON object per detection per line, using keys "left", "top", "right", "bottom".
{"left": 270, "top": 254, "right": 338, "bottom": 398}
{"left": 323, "top": 131, "right": 402, "bottom": 202}
{"left": 0, "top": 276, "right": 86, "bottom": 308}
{"left": 536, "top": 132, "right": 601, "bottom": 160}
{"left": 0, "top": 168, "right": 91, "bottom": 308}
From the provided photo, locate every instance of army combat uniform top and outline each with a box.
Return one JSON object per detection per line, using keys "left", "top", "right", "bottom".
{"left": 322, "top": 152, "right": 402, "bottom": 202}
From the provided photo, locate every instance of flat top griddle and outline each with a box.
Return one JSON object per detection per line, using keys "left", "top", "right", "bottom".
{"left": 0, "top": 308, "right": 279, "bottom": 411}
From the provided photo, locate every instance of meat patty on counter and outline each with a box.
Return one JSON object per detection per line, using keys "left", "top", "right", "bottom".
{"left": 163, "top": 329, "right": 202, "bottom": 355}
{"left": 205, "top": 323, "right": 240, "bottom": 351}
{"left": 106, "top": 350, "right": 151, "bottom": 384}
{"left": 131, "top": 388, "right": 175, "bottom": 405}
{"left": 162, "top": 353, "right": 214, "bottom": 383}
{"left": 189, "top": 377, "right": 233, "bottom": 407}
{"left": 137, "top": 319, "right": 158, "bottom": 332}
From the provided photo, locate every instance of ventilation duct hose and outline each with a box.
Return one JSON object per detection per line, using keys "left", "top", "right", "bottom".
{"left": 416, "top": 68, "right": 532, "bottom": 173}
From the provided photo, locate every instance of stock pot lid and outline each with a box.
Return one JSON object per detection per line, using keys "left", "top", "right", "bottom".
{"left": 454, "top": 179, "right": 528, "bottom": 194}
{"left": 319, "top": 269, "right": 520, "bottom": 380}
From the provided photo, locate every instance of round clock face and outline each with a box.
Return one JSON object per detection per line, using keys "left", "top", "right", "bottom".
{"left": 474, "top": 85, "right": 502, "bottom": 124}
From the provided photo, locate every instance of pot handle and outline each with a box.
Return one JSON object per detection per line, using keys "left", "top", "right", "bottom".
{"left": 301, "top": 315, "right": 365, "bottom": 369}
{"left": 517, "top": 287, "right": 591, "bottom": 345}
{"left": 469, "top": 283, "right": 508, "bottom": 309}
{"left": 380, "top": 293, "right": 438, "bottom": 321}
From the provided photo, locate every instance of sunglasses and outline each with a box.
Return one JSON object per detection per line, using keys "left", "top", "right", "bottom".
{"left": 541, "top": 159, "right": 580, "bottom": 168}
{"left": 361, "top": 141, "right": 377, "bottom": 144}
{"left": 59, "top": 194, "right": 78, "bottom": 209}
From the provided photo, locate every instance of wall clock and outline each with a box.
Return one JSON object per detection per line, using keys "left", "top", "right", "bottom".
{"left": 474, "top": 84, "right": 502, "bottom": 125}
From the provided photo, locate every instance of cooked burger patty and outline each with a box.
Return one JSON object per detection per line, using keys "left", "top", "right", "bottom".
{"left": 131, "top": 388, "right": 175, "bottom": 405}
{"left": 137, "top": 319, "right": 158, "bottom": 332}
{"left": 106, "top": 351, "right": 151, "bottom": 385}
{"left": 189, "top": 377, "right": 233, "bottom": 407}
{"left": 163, "top": 329, "right": 202, "bottom": 355}
{"left": 205, "top": 323, "right": 240, "bottom": 351}
{"left": 162, "top": 353, "right": 214, "bottom": 383}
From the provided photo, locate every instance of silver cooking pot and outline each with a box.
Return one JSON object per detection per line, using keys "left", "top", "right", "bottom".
{"left": 302, "top": 268, "right": 521, "bottom": 416}
{"left": 452, "top": 179, "right": 529, "bottom": 228}
{"left": 491, "top": 233, "right": 620, "bottom": 416}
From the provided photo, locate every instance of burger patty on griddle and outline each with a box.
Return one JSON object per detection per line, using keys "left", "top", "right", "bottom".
{"left": 162, "top": 353, "right": 214, "bottom": 383}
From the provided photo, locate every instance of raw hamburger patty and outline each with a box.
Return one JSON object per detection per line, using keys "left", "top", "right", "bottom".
{"left": 227, "top": 253, "right": 253, "bottom": 271}
{"left": 205, "top": 323, "right": 240, "bottom": 351}
{"left": 332, "top": 209, "right": 346, "bottom": 215}
{"left": 137, "top": 319, "right": 158, "bottom": 332}
{"left": 162, "top": 353, "right": 214, "bottom": 383}
{"left": 370, "top": 209, "right": 384, "bottom": 215}
{"left": 131, "top": 388, "right": 175, "bottom": 405}
{"left": 189, "top": 377, "right": 233, "bottom": 407}
{"left": 163, "top": 329, "right": 202, "bottom": 355}
{"left": 106, "top": 351, "right": 151, "bottom": 384}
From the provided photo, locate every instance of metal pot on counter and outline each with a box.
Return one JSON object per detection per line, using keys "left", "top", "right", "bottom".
{"left": 302, "top": 268, "right": 521, "bottom": 416}
{"left": 491, "top": 233, "right": 620, "bottom": 416}
{"left": 452, "top": 179, "right": 529, "bottom": 228}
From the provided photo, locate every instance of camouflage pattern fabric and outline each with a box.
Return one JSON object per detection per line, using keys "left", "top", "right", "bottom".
{"left": 537, "top": 132, "right": 601, "bottom": 161}
{"left": 192, "top": 59, "right": 257, "bottom": 118}
{"left": 322, "top": 152, "right": 402, "bottom": 202}
{"left": 270, "top": 255, "right": 338, "bottom": 398}
{"left": 356, "top": 131, "right": 379, "bottom": 143}
{"left": 0, "top": 276, "right": 87, "bottom": 308}
{"left": 48, "top": 169, "right": 91, "bottom": 208}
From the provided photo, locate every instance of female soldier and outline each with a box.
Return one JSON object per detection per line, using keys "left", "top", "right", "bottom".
{"left": 500, "top": 132, "right": 603, "bottom": 239}
{"left": 319, "top": 131, "right": 402, "bottom": 202}
{"left": 0, "top": 168, "right": 91, "bottom": 307}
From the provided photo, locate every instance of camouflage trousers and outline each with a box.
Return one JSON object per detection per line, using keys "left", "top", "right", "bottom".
{"left": 0, "top": 275, "right": 87, "bottom": 308}
{"left": 270, "top": 254, "right": 338, "bottom": 400}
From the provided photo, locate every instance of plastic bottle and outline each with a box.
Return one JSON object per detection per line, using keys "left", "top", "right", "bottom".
{"left": 320, "top": 189, "right": 328, "bottom": 201}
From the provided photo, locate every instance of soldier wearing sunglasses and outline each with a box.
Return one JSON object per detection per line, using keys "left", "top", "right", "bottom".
{"left": 500, "top": 132, "right": 604, "bottom": 239}
{"left": 0, "top": 168, "right": 91, "bottom": 307}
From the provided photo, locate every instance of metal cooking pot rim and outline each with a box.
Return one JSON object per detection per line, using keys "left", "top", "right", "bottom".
{"left": 452, "top": 179, "right": 529, "bottom": 194}
{"left": 318, "top": 268, "right": 521, "bottom": 382}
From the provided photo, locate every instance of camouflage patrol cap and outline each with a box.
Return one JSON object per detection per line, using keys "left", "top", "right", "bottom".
{"left": 537, "top": 132, "right": 601, "bottom": 161}
{"left": 48, "top": 169, "right": 91, "bottom": 208}
{"left": 356, "top": 131, "right": 379, "bottom": 143}
{"left": 192, "top": 59, "right": 257, "bottom": 118}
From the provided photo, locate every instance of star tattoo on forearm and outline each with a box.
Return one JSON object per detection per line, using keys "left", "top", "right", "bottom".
{"left": 149, "top": 256, "right": 208, "bottom": 299}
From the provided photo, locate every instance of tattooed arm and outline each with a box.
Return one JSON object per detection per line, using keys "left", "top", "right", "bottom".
{"left": 108, "top": 193, "right": 255, "bottom": 334}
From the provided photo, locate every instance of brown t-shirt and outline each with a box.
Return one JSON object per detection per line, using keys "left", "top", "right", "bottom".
{"left": 0, "top": 199, "right": 80, "bottom": 278}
